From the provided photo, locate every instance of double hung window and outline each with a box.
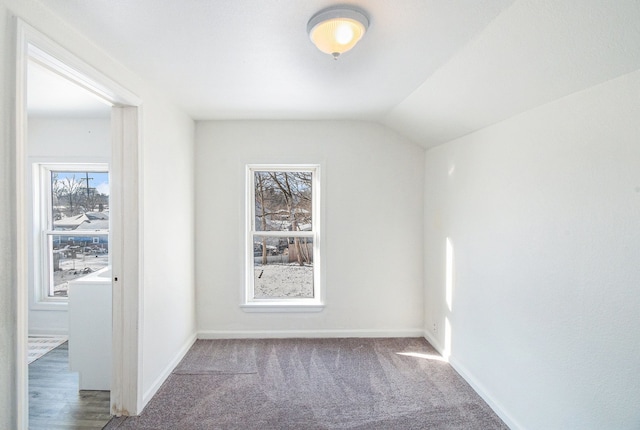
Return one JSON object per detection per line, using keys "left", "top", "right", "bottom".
{"left": 244, "top": 165, "right": 321, "bottom": 310}
{"left": 36, "top": 164, "right": 109, "bottom": 301}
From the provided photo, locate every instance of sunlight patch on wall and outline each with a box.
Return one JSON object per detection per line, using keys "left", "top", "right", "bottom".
{"left": 444, "top": 317, "right": 452, "bottom": 361}
{"left": 448, "top": 164, "right": 456, "bottom": 176}
{"left": 444, "top": 237, "right": 454, "bottom": 361}
{"left": 446, "top": 237, "right": 454, "bottom": 311}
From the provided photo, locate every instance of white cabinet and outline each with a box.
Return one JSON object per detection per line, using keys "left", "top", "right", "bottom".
{"left": 68, "top": 266, "right": 112, "bottom": 391}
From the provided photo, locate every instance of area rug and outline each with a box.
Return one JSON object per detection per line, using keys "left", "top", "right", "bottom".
{"left": 28, "top": 335, "right": 68, "bottom": 364}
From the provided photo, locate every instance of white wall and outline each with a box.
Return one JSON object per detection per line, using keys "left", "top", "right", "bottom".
{"left": 28, "top": 117, "right": 110, "bottom": 158}
{"left": 423, "top": 69, "right": 640, "bottom": 429}
{"left": 27, "top": 117, "right": 110, "bottom": 334}
{"left": 0, "top": 1, "right": 16, "bottom": 426}
{"left": 0, "top": 0, "right": 196, "bottom": 424}
{"left": 139, "top": 100, "right": 196, "bottom": 403}
{"left": 195, "top": 121, "right": 425, "bottom": 337}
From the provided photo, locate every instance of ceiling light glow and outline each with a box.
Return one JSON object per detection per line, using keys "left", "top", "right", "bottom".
{"left": 335, "top": 23, "right": 355, "bottom": 45}
{"left": 307, "top": 6, "right": 369, "bottom": 60}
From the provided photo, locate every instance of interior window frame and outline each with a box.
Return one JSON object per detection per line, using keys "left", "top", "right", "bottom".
{"left": 242, "top": 164, "right": 323, "bottom": 312}
{"left": 32, "top": 162, "right": 110, "bottom": 308}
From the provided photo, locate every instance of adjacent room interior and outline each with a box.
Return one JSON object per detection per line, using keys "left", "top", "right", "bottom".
{"left": 26, "top": 56, "right": 113, "bottom": 429}
{"left": 1, "top": 1, "right": 638, "bottom": 429}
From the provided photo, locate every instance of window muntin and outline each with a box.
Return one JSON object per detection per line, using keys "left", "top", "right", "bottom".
{"left": 38, "top": 166, "right": 109, "bottom": 300}
{"left": 246, "top": 165, "right": 321, "bottom": 307}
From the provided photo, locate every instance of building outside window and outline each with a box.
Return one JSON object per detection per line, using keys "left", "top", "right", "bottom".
{"left": 36, "top": 164, "right": 109, "bottom": 301}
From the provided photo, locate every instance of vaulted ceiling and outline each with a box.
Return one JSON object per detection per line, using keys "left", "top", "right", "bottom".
{"left": 34, "top": 0, "right": 640, "bottom": 148}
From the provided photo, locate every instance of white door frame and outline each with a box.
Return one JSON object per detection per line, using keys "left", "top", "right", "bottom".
{"left": 14, "top": 18, "right": 143, "bottom": 428}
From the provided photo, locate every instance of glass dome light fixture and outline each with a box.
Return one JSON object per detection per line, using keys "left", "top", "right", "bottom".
{"left": 307, "top": 6, "right": 369, "bottom": 60}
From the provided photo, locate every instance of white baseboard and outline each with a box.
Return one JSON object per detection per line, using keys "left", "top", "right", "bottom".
{"left": 198, "top": 328, "right": 425, "bottom": 339}
{"left": 141, "top": 332, "right": 197, "bottom": 408}
{"left": 448, "top": 356, "right": 521, "bottom": 429}
{"left": 422, "top": 329, "right": 521, "bottom": 430}
{"left": 422, "top": 328, "right": 445, "bottom": 353}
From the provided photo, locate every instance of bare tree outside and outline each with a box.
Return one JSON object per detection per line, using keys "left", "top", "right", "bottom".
{"left": 51, "top": 171, "right": 108, "bottom": 221}
{"left": 255, "top": 172, "right": 270, "bottom": 265}
{"left": 47, "top": 170, "right": 110, "bottom": 297}
{"left": 60, "top": 174, "right": 85, "bottom": 216}
{"left": 252, "top": 169, "right": 315, "bottom": 299}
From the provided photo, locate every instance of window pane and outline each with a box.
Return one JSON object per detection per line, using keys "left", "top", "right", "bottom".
{"left": 254, "top": 171, "right": 312, "bottom": 232}
{"left": 51, "top": 171, "right": 109, "bottom": 231}
{"left": 49, "top": 234, "right": 109, "bottom": 297}
{"left": 253, "top": 235, "right": 313, "bottom": 299}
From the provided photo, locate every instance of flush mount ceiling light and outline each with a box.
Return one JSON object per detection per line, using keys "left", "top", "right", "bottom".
{"left": 307, "top": 6, "right": 369, "bottom": 60}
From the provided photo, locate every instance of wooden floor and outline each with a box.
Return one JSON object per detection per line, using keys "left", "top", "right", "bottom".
{"left": 29, "top": 342, "right": 111, "bottom": 430}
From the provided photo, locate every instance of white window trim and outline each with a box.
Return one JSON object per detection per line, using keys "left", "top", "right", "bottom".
{"left": 242, "top": 164, "right": 323, "bottom": 312}
{"left": 32, "top": 162, "right": 109, "bottom": 309}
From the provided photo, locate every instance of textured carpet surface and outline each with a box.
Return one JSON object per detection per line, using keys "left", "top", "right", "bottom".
{"left": 107, "top": 338, "right": 508, "bottom": 429}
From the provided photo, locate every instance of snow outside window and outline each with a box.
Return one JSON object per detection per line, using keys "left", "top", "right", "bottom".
{"left": 244, "top": 165, "right": 323, "bottom": 311}
{"left": 35, "top": 164, "right": 109, "bottom": 302}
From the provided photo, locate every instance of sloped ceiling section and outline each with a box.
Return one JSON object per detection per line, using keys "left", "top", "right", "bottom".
{"left": 35, "top": 0, "right": 513, "bottom": 122}
{"left": 35, "top": 0, "right": 640, "bottom": 149}
{"left": 383, "top": 0, "right": 640, "bottom": 148}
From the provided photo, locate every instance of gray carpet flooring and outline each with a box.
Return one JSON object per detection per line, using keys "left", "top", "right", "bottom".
{"left": 105, "top": 338, "right": 508, "bottom": 429}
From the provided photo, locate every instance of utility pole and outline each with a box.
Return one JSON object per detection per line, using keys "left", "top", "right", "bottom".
{"left": 85, "top": 172, "right": 93, "bottom": 199}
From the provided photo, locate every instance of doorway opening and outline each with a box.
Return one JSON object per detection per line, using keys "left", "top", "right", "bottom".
{"left": 27, "top": 62, "right": 112, "bottom": 423}
{"left": 15, "top": 19, "right": 142, "bottom": 429}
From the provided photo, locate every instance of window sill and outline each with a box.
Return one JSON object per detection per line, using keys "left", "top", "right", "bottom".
{"left": 31, "top": 300, "right": 68, "bottom": 311}
{"left": 240, "top": 302, "right": 324, "bottom": 313}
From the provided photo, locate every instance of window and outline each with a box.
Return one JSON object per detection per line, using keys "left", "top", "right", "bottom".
{"left": 36, "top": 164, "right": 109, "bottom": 301}
{"left": 244, "top": 165, "right": 322, "bottom": 311}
